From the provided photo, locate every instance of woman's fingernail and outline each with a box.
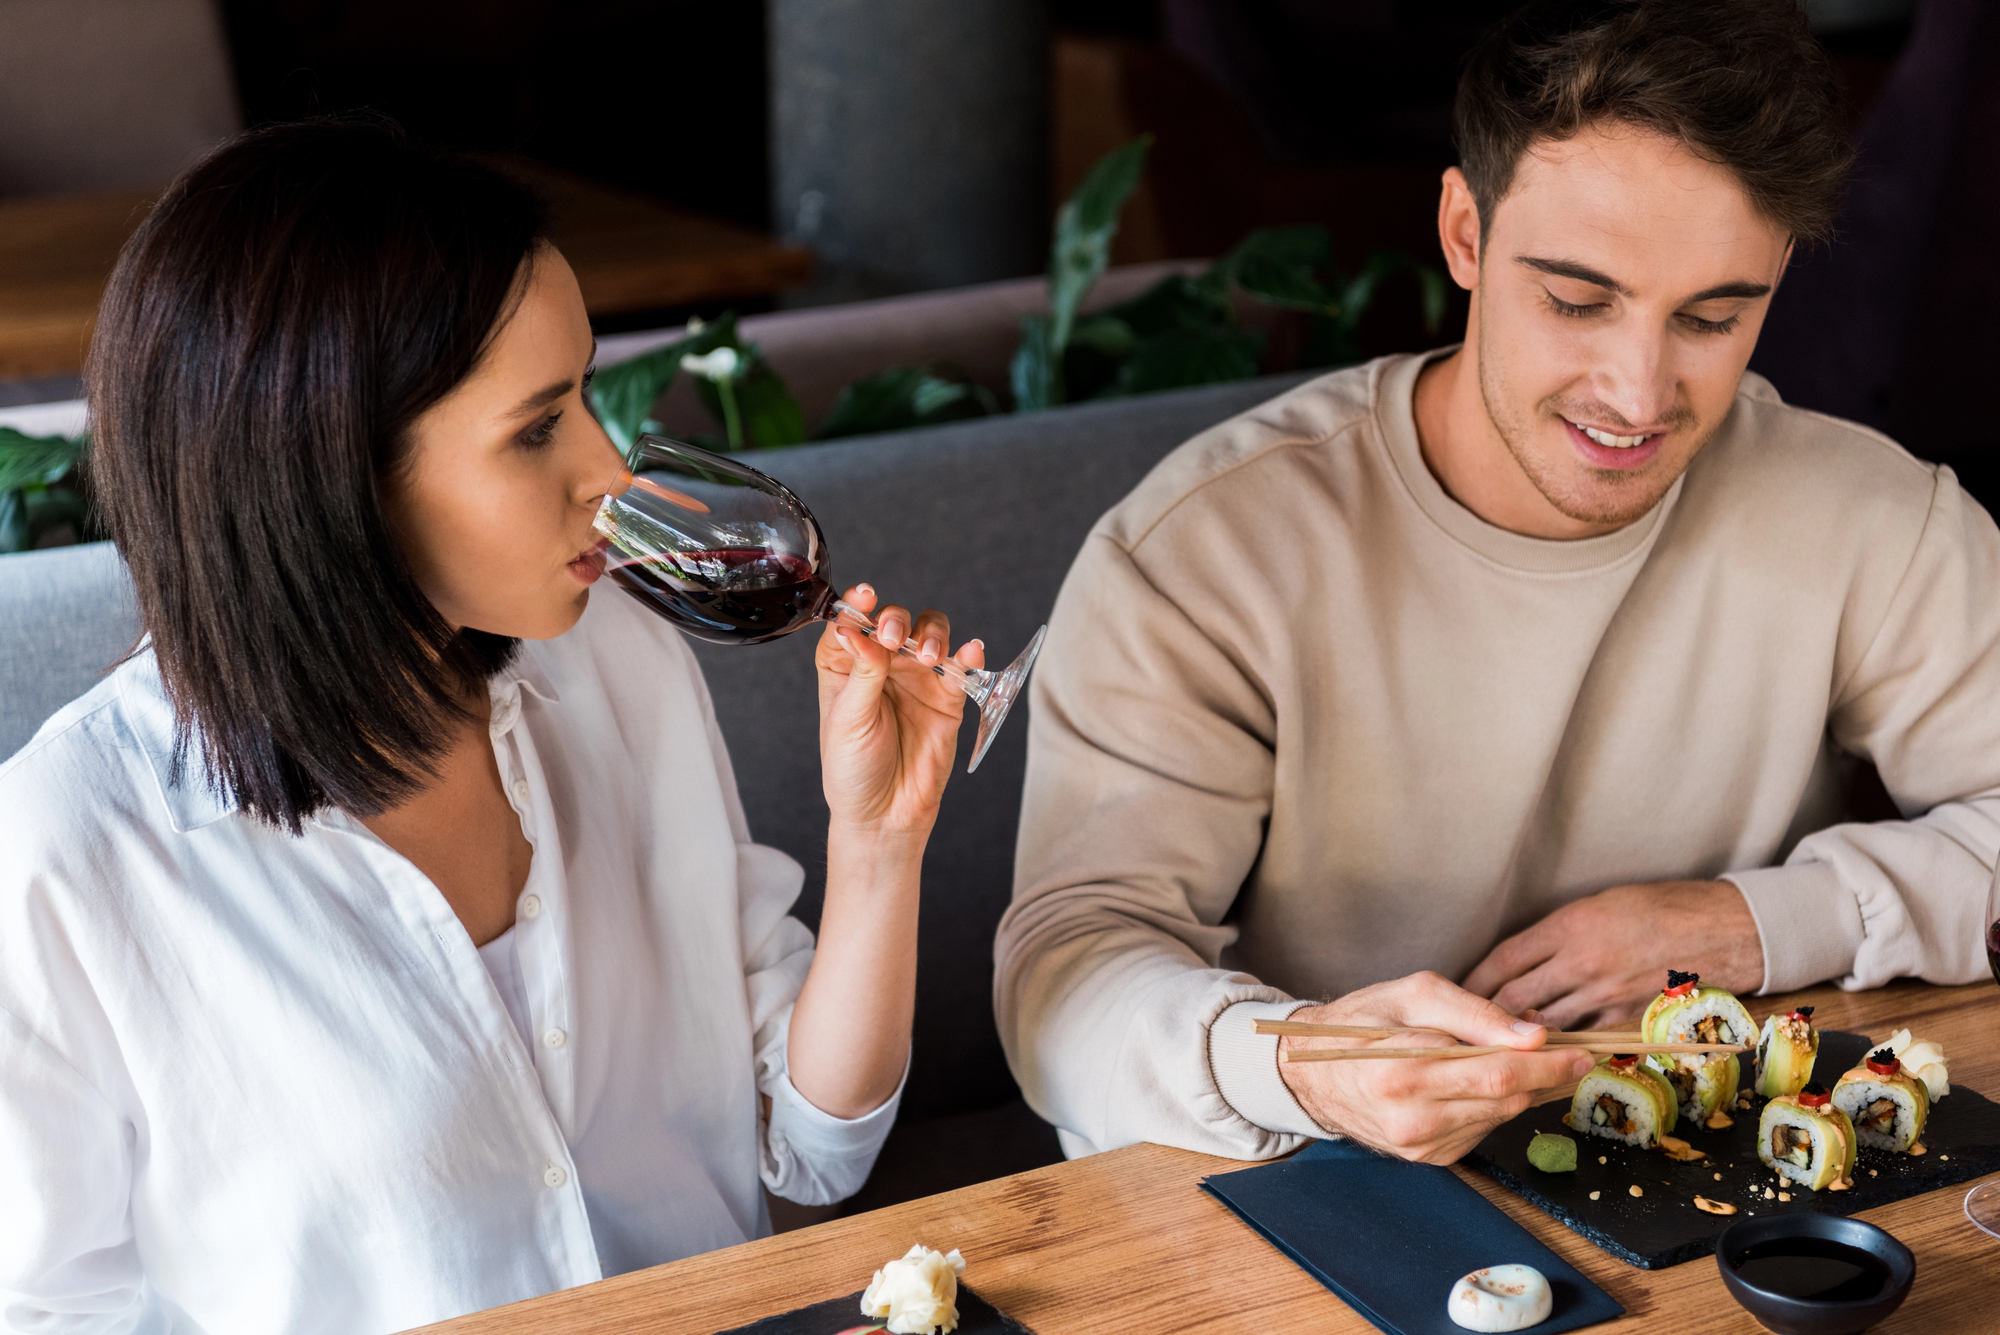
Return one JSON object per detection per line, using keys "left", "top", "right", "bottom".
{"left": 1511, "top": 1020, "right": 1544, "bottom": 1036}
{"left": 968, "top": 638, "right": 984, "bottom": 653}
{"left": 923, "top": 637, "right": 943, "bottom": 661}
{"left": 856, "top": 583, "right": 873, "bottom": 596}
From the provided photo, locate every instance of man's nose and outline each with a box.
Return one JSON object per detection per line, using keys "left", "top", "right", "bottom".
{"left": 1594, "top": 324, "right": 1678, "bottom": 429}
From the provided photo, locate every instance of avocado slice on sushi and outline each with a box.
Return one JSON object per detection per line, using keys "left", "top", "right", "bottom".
{"left": 1755, "top": 1006, "right": 1820, "bottom": 1098}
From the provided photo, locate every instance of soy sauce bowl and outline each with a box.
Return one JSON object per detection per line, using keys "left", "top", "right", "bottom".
{"left": 1715, "top": 1214, "right": 1915, "bottom": 1335}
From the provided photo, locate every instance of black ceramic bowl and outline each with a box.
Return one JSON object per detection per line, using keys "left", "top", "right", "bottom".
{"left": 1715, "top": 1214, "right": 1915, "bottom": 1335}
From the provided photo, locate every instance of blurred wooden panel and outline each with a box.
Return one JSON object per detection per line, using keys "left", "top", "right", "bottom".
{"left": 0, "top": 165, "right": 809, "bottom": 381}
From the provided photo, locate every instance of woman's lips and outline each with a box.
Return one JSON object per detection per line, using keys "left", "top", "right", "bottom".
{"left": 567, "top": 540, "right": 608, "bottom": 586}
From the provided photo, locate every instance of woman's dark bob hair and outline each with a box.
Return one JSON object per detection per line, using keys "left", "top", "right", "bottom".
{"left": 88, "top": 117, "right": 551, "bottom": 833}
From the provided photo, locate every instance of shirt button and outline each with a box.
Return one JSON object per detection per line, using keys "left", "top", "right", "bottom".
{"left": 543, "top": 1164, "right": 567, "bottom": 1189}
{"left": 511, "top": 779, "right": 530, "bottom": 803}
{"left": 520, "top": 894, "right": 543, "bottom": 920}
{"left": 543, "top": 1028, "right": 568, "bottom": 1049}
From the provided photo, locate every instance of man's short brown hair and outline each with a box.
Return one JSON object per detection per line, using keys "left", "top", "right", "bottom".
{"left": 1455, "top": 0, "right": 1852, "bottom": 245}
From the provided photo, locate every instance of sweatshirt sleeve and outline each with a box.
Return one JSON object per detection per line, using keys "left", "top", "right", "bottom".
{"left": 1726, "top": 467, "right": 2000, "bottom": 992}
{"left": 995, "top": 532, "right": 1323, "bottom": 1160}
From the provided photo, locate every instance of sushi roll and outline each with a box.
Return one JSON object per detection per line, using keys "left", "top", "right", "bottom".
{"left": 1832, "top": 1047, "right": 1930, "bottom": 1152}
{"left": 1569, "top": 1054, "right": 1678, "bottom": 1148}
{"left": 1757, "top": 1083, "right": 1857, "bottom": 1191}
{"left": 1641, "top": 970, "right": 1757, "bottom": 1049}
{"left": 1648, "top": 1049, "right": 1740, "bottom": 1126}
{"left": 1755, "top": 1006, "right": 1820, "bottom": 1098}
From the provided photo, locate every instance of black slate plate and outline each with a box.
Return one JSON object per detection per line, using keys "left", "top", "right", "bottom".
{"left": 713, "top": 1284, "right": 1032, "bottom": 1335}
{"left": 1463, "top": 1030, "right": 2000, "bottom": 1269}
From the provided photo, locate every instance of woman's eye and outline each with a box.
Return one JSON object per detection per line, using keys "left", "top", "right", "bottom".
{"left": 581, "top": 364, "right": 596, "bottom": 391}
{"left": 522, "top": 409, "right": 563, "bottom": 449}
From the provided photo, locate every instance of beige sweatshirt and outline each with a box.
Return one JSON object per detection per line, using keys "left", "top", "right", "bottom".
{"left": 996, "top": 351, "right": 2000, "bottom": 1162}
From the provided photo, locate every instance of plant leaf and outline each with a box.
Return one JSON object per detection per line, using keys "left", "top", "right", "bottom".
{"left": 1048, "top": 134, "right": 1152, "bottom": 351}
{"left": 1108, "top": 325, "right": 1263, "bottom": 397}
{"left": 1096, "top": 274, "right": 1230, "bottom": 338}
{"left": 589, "top": 340, "right": 686, "bottom": 455}
{"left": 1009, "top": 312, "right": 1062, "bottom": 412}
{"left": 0, "top": 490, "right": 26, "bottom": 554}
{"left": 1223, "top": 226, "right": 1340, "bottom": 316}
{"left": 0, "top": 427, "right": 85, "bottom": 492}
{"left": 736, "top": 365, "right": 808, "bottom": 449}
{"left": 815, "top": 364, "right": 997, "bottom": 440}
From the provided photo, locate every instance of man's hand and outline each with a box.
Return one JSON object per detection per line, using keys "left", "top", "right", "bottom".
{"left": 1276, "top": 972, "right": 1595, "bottom": 1164}
{"left": 1461, "top": 880, "right": 1764, "bottom": 1030}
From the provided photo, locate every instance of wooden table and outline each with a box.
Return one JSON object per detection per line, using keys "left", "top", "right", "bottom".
{"left": 413, "top": 977, "right": 1997, "bottom": 1335}
{"left": 0, "top": 162, "right": 809, "bottom": 382}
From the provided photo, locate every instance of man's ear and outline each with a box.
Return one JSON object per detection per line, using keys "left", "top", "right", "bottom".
{"left": 1438, "top": 167, "right": 1483, "bottom": 293}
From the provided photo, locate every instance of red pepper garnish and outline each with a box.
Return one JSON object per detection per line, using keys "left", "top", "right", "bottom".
{"left": 1866, "top": 1048, "right": 1900, "bottom": 1077}
{"left": 1799, "top": 1083, "right": 1831, "bottom": 1109}
{"left": 1608, "top": 1053, "right": 1639, "bottom": 1070}
{"left": 1663, "top": 969, "right": 1699, "bottom": 999}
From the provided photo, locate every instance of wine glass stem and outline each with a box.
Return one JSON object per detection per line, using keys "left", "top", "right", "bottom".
{"left": 828, "top": 598, "right": 994, "bottom": 705}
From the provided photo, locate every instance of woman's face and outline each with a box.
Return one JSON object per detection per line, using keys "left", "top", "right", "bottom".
{"left": 393, "top": 246, "right": 625, "bottom": 641}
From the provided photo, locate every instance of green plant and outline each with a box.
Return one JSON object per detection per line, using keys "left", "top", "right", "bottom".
{"left": 0, "top": 427, "right": 92, "bottom": 554}
{"left": 589, "top": 312, "right": 807, "bottom": 454}
{"left": 1013, "top": 136, "right": 1447, "bottom": 412}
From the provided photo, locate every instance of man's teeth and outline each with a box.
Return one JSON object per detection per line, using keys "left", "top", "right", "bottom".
{"left": 1578, "top": 423, "right": 1647, "bottom": 449}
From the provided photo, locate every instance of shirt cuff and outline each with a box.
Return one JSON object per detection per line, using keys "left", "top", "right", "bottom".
{"left": 768, "top": 1057, "right": 906, "bottom": 1164}
{"left": 1208, "top": 998, "right": 1325, "bottom": 1139}
{"left": 1722, "top": 863, "right": 1865, "bottom": 994}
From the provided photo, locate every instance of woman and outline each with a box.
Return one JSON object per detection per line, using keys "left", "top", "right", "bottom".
{"left": 0, "top": 120, "right": 979, "bottom": 1333}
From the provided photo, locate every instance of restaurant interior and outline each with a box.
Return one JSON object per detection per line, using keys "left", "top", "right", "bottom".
{"left": 2, "top": 1, "right": 1998, "bottom": 1333}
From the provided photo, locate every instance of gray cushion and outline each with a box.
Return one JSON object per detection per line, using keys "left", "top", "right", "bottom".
{"left": 0, "top": 373, "right": 1305, "bottom": 1122}
{"left": 0, "top": 541, "right": 140, "bottom": 758}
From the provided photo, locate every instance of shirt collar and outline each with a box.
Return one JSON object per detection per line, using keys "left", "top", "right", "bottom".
{"left": 123, "top": 645, "right": 566, "bottom": 835}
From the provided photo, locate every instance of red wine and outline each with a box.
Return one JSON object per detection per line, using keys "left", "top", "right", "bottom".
{"left": 1732, "top": 1238, "right": 1891, "bottom": 1302}
{"left": 608, "top": 548, "right": 832, "bottom": 645}
{"left": 1988, "top": 918, "right": 2000, "bottom": 988}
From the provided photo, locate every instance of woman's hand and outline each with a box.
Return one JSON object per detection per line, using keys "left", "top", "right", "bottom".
{"left": 815, "top": 583, "right": 985, "bottom": 835}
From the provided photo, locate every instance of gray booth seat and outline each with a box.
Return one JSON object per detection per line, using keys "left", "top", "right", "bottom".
{"left": 0, "top": 373, "right": 1306, "bottom": 1207}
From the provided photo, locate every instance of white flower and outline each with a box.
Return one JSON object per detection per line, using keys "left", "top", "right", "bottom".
{"left": 1886, "top": 1028, "right": 1949, "bottom": 1100}
{"left": 679, "top": 346, "right": 741, "bottom": 382}
{"left": 859, "top": 1245, "right": 965, "bottom": 1335}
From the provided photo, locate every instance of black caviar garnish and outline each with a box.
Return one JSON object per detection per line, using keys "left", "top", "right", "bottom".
{"left": 1802, "top": 1081, "right": 1828, "bottom": 1098}
{"left": 1666, "top": 969, "right": 1700, "bottom": 990}
{"left": 1870, "top": 1047, "right": 1897, "bottom": 1065}
{"left": 1795, "top": 1006, "right": 1814, "bottom": 1020}
{"left": 1613, "top": 1053, "right": 1635, "bottom": 1061}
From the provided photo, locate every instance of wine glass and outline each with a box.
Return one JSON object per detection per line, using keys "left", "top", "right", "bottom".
{"left": 592, "top": 434, "right": 1047, "bottom": 773}
{"left": 1968, "top": 864, "right": 2000, "bottom": 1241}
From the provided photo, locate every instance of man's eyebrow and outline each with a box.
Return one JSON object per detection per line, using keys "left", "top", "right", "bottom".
{"left": 1515, "top": 255, "right": 1630, "bottom": 296}
{"left": 1683, "top": 280, "right": 1772, "bottom": 303}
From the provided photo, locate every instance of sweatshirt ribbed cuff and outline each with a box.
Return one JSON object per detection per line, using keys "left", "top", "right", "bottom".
{"left": 1722, "top": 863, "right": 1865, "bottom": 994}
{"left": 1208, "top": 998, "right": 1325, "bottom": 1139}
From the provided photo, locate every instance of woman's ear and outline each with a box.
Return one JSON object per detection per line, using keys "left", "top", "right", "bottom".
{"left": 1437, "top": 167, "right": 1483, "bottom": 293}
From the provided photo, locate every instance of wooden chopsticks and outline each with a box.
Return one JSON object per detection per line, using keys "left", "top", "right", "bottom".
{"left": 1253, "top": 1019, "right": 1747, "bottom": 1061}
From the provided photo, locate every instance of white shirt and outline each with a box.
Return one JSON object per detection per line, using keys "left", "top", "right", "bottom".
{"left": 0, "top": 590, "right": 899, "bottom": 1334}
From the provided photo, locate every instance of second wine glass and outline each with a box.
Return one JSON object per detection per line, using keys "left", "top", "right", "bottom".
{"left": 592, "top": 434, "right": 1046, "bottom": 773}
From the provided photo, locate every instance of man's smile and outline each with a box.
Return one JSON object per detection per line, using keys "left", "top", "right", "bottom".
{"left": 1559, "top": 415, "right": 1667, "bottom": 472}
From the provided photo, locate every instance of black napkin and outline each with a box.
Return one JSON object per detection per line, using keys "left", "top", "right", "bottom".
{"left": 712, "top": 1284, "right": 1031, "bottom": 1335}
{"left": 1202, "top": 1138, "right": 1624, "bottom": 1335}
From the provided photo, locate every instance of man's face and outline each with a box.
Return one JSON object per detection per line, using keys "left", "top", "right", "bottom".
{"left": 1470, "top": 123, "right": 1793, "bottom": 528}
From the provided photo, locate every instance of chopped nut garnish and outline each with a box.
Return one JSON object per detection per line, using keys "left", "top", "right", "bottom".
{"left": 1940, "top": 1154, "right": 1949, "bottom": 1161}
{"left": 1657, "top": 1134, "right": 1708, "bottom": 1162}
{"left": 1830, "top": 1178, "right": 1853, "bottom": 1191}
{"left": 1764, "top": 1187, "right": 1776, "bottom": 1199}
{"left": 1705, "top": 1110, "right": 1734, "bottom": 1130}
{"left": 1629, "top": 1185, "right": 1644, "bottom": 1197}
{"left": 1589, "top": 1190, "right": 1601, "bottom": 1201}
{"left": 1778, "top": 1192, "right": 1791, "bottom": 1202}
{"left": 1694, "top": 1196, "right": 1738, "bottom": 1215}
{"left": 1870, "top": 1169, "right": 1878, "bottom": 1177}
{"left": 1910, "top": 1141, "right": 1928, "bottom": 1156}
{"left": 1597, "top": 1156, "right": 1607, "bottom": 1165}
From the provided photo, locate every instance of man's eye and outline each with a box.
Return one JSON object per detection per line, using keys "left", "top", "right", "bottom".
{"left": 1680, "top": 312, "right": 1741, "bottom": 336}
{"left": 1544, "top": 291, "right": 1602, "bottom": 319}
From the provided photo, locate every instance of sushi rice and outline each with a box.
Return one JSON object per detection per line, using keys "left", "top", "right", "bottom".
{"left": 1757, "top": 1090, "right": 1856, "bottom": 1191}
{"left": 1569, "top": 1058, "right": 1677, "bottom": 1148}
{"left": 1832, "top": 1052, "right": 1929, "bottom": 1152}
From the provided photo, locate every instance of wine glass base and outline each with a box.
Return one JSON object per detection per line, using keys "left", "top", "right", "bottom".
{"left": 967, "top": 624, "right": 1048, "bottom": 774}
{"left": 1969, "top": 1182, "right": 2000, "bottom": 1241}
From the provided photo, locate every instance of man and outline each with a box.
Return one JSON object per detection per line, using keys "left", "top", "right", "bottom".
{"left": 996, "top": 0, "right": 2000, "bottom": 1167}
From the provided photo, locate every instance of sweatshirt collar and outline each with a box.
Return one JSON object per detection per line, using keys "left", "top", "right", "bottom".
{"left": 1374, "top": 348, "right": 1684, "bottom": 575}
